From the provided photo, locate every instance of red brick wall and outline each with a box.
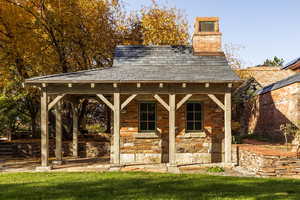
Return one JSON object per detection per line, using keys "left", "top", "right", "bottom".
{"left": 245, "top": 82, "right": 300, "bottom": 141}
{"left": 116, "top": 94, "right": 225, "bottom": 164}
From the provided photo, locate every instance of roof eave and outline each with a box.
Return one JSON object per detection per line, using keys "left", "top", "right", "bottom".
{"left": 25, "top": 79, "right": 242, "bottom": 84}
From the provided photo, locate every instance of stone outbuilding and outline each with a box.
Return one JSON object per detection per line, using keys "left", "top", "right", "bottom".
{"left": 25, "top": 17, "right": 241, "bottom": 171}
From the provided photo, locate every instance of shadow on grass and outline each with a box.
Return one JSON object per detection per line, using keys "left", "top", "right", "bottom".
{"left": 0, "top": 172, "right": 300, "bottom": 200}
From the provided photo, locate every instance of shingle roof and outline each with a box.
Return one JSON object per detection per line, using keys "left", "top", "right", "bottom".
{"left": 26, "top": 45, "right": 240, "bottom": 83}
{"left": 257, "top": 72, "right": 300, "bottom": 95}
{"left": 281, "top": 57, "right": 300, "bottom": 70}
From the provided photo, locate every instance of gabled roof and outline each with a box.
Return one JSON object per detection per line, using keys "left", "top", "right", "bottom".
{"left": 26, "top": 45, "right": 240, "bottom": 83}
{"left": 281, "top": 57, "right": 300, "bottom": 70}
{"left": 257, "top": 72, "right": 300, "bottom": 95}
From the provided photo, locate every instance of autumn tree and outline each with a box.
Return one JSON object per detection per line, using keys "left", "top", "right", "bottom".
{"left": 0, "top": 0, "right": 190, "bottom": 138}
{"left": 126, "top": 0, "right": 190, "bottom": 45}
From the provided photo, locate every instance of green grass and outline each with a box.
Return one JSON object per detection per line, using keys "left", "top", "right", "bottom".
{"left": 0, "top": 172, "right": 300, "bottom": 200}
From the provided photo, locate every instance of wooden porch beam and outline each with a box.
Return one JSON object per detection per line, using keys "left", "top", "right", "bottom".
{"left": 121, "top": 94, "right": 137, "bottom": 110}
{"left": 154, "top": 94, "right": 170, "bottom": 111}
{"left": 113, "top": 93, "right": 120, "bottom": 164}
{"left": 40, "top": 89, "right": 49, "bottom": 167}
{"left": 55, "top": 101, "right": 63, "bottom": 162}
{"left": 72, "top": 102, "right": 79, "bottom": 158}
{"left": 169, "top": 94, "right": 176, "bottom": 165}
{"left": 208, "top": 94, "right": 225, "bottom": 111}
{"left": 176, "top": 94, "right": 192, "bottom": 110}
{"left": 48, "top": 94, "right": 65, "bottom": 111}
{"left": 96, "top": 94, "right": 114, "bottom": 111}
{"left": 224, "top": 92, "right": 232, "bottom": 163}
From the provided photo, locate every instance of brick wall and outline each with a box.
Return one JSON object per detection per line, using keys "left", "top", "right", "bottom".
{"left": 113, "top": 94, "right": 225, "bottom": 164}
{"left": 244, "top": 82, "right": 300, "bottom": 141}
{"left": 193, "top": 33, "right": 222, "bottom": 53}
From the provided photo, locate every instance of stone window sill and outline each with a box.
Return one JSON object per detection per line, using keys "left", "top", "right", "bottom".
{"left": 134, "top": 132, "right": 160, "bottom": 139}
{"left": 177, "top": 132, "right": 206, "bottom": 138}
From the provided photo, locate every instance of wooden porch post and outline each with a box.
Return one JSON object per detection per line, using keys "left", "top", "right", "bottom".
{"left": 224, "top": 92, "right": 232, "bottom": 163}
{"left": 55, "top": 101, "right": 63, "bottom": 162}
{"left": 113, "top": 93, "right": 120, "bottom": 165}
{"left": 72, "top": 102, "right": 79, "bottom": 158}
{"left": 40, "top": 88, "right": 49, "bottom": 168}
{"left": 169, "top": 94, "right": 176, "bottom": 165}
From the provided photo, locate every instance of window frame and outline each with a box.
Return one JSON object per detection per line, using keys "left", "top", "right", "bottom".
{"left": 138, "top": 101, "right": 157, "bottom": 133}
{"left": 185, "top": 101, "right": 204, "bottom": 132}
{"left": 199, "top": 21, "right": 216, "bottom": 32}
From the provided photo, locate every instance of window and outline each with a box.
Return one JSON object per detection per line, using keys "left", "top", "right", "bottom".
{"left": 199, "top": 21, "right": 215, "bottom": 32}
{"left": 186, "top": 102, "right": 203, "bottom": 131}
{"left": 139, "top": 102, "right": 156, "bottom": 132}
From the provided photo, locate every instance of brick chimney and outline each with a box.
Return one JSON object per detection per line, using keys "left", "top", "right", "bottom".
{"left": 192, "top": 17, "right": 223, "bottom": 56}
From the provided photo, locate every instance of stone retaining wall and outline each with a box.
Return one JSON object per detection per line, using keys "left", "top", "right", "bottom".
{"left": 237, "top": 145, "right": 300, "bottom": 177}
{"left": 9, "top": 140, "right": 110, "bottom": 158}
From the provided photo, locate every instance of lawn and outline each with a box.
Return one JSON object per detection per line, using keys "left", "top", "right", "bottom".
{"left": 0, "top": 172, "right": 300, "bottom": 200}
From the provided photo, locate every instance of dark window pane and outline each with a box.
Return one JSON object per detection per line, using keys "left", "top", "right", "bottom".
{"left": 140, "top": 103, "right": 147, "bottom": 112}
{"left": 148, "top": 122, "right": 156, "bottom": 131}
{"left": 195, "top": 112, "right": 201, "bottom": 120}
{"left": 194, "top": 103, "right": 201, "bottom": 111}
{"left": 140, "top": 122, "right": 147, "bottom": 131}
{"left": 148, "top": 103, "right": 155, "bottom": 112}
{"left": 139, "top": 102, "right": 156, "bottom": 131}
{"left": 194, "top": 122, "right": 201, "bottom": 130}
{"left": 187, "top": 122, "right": 194, "bottom": 131}
{"left": 187, "top": 103, "right": 193, "bottom": 111}
{"left": 140, "top": 113, "right": 148, "bottom": 121}
{"left": 200, "top": 21, "right": 215, "bottom": 32}
{"left": 187, "top": 112, "right": 194, "bottom": 121}
{"left": 148, "top": 112, "right": 155, "bottom": 121}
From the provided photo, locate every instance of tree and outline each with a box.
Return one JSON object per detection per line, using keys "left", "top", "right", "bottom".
{"left": 223, "top": 43, "right": 245, "bottom": 69}
{"left": 262, "top": 56, "right": 284, "bottom": 66}
{"left": 0, "top": 0, "right": 190, "bottom": 138}
{"left": 0, "top": 0, "right": 125, "bottom": 137}
{"left": 126, "top": 0, "right": 190, "bottom": 45}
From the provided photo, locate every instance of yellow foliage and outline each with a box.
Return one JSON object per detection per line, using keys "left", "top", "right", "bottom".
{"left": 125, "top": 1, "right": 190, "bottom": 45}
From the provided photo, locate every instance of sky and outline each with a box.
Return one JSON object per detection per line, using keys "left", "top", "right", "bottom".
{"left": 123, "top": 0, "right": 300, "bottom": 67}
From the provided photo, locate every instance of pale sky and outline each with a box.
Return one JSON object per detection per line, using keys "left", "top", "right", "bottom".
{"left": 123, "top": 0, "right": 300, "bottom": 67}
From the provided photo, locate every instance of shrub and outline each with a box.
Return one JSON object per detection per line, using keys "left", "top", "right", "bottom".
{"left": 207, "top": 166, "right": 225, "bottom": 173}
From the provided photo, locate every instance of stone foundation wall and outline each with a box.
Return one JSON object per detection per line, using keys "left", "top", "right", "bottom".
{"left": 245, "top": 82, "right": 300, "bottom": 142}
{"left": 11, "top": 140, "right": 110, "bottom": 158}
{"left": 237, "top": 145, "right": 300, "bottom": 177}
{"left": 113, "top": 94, "right": 225, "bottom": 164}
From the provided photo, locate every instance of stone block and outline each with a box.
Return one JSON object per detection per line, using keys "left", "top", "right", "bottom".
{"left": 167, "top": 165, "right": 180, "bottom": 174}
{"left": 36, "top": 166, "right": 52, "bottom": 172}
{"left": 120, "top": 154, "right": 135, "bottom": 163}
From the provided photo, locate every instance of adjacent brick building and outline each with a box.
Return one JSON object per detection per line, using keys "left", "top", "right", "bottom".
{"left": 242, "top": 58, "right": 300, "bottom": 142}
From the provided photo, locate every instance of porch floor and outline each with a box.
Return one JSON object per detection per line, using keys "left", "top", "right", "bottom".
{"left": 0, "top": 157, "right": 243, "bottom": 177}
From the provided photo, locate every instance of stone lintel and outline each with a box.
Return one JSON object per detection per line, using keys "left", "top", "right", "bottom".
{"left": 52, "top": 160, "right": 65, "bottom": 165}
{"left": 109, "top": 164, "right": 124, "bottom": 172}
{"left": 167, "top": 165, "right": 181, "bottom": 174}
{"left": 36, "top": 166, "right": 53, "bottom": 172}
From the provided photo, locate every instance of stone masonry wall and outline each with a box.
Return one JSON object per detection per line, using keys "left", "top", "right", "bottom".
{"left": 237, "top": 145, "right": 300, "bottom": 177}
{"left": 10, "top": 140, "right": 110, "bottom": 158}
{"left": 113, "top": 94, "right": 225, "bottom": 164}
{"left": 245, "top": 82, "right": 300, "bottom": 142}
